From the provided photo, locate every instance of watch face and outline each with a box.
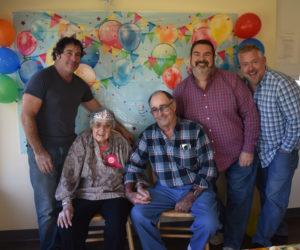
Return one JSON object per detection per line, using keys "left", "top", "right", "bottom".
{"left": 193, "top": 190, "right": 200, "bottom": 197}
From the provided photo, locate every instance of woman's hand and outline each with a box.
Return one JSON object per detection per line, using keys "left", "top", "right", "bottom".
{"left": 57, "top": 203, "right": 74, "bottom": 229}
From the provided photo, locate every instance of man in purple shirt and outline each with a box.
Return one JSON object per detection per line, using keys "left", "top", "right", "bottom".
{"left": 173, "top": 39, "right": 260, "bottom": 250}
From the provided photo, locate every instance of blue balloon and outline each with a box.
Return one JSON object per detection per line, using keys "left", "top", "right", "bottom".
{"left": 81, "top": 44, "right": 100, "bottom": 68}
{"left": 0, "top": 47, "right": 20, "bottom": 74}
{"left": 112, "top": 58, "right": 133, "bottom": 87}
{"left": 238, "top": 38, "right": 265, "bottom": 55}
{"left": 118, "top": 23, "right": 141, "bottom": 52}
{"left": 19, "top": 60, "right": 43, "bottom": 83}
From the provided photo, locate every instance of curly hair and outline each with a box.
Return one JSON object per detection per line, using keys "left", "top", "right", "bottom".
{"left": 52, "top": 37, "right": 84, "bottom": 60}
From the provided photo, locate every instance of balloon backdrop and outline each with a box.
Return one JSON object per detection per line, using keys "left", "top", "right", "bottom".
{"left": 46, "top": 46, "right": 55, "bottom": 66}
{"left": 30, "top": 19, "right": 47, "bottom": 41}
{"left": 0, "top": 74, "right": 18, "bottom": 103}
{"left": 19, "top": 60, "right": 43, "bottom": 83}
{"left": 158, "top": 24, "right": 178, "bottom": 44}
{"left": 238, "top": 38, "right": 265, "bottom": 55}
{"left": 210, "top": 14, "right": 233, "bottom": 44}
{"left": 118, "top": 23, "right": 141, "bottom": 52}
{"left": 0, "top": 47, "right": 20, "bottom": 74}
{"left": 234, "top": 13, "right": 261, "bottom": 39}
{"left": 99, "top": 20, "right": 122, "bottom": 49}
{"left": 112, "top": 58, "right": 133, "bottom": 87}
{"left": 17, "top": 30, "right": 38, "bottom": 56}
{"left": 162, "top": 66, "right": 182, "bottom": 90}
{"left": 80, "top": 44, "right": 100, "bottom": 68}
{"left": 191, "top": 27, "right": 217, "bottom": 50}
{"left": 0, "top": 19, "right": 15, "bottom": 47}
{"left": 75, "top": 63, "right": 96, "bottom": 87}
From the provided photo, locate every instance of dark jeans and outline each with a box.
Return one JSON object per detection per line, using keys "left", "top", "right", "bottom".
{"left": 59, "top": 197, "right": 131, "bottom": 250}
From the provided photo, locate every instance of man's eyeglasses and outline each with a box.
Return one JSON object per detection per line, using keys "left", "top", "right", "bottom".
{"left": 150, "top": 100, "right": 173, "bottom": 116}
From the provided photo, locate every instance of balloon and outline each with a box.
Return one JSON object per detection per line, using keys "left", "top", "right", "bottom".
{"left": 98, "top": 20, "right": 122, "bottom": 49}
{"left": 30, "top": 19, "right": 47, "bottom": 41}
{"left": 80, "top": 44, "right": 100, "bottom": 68}
{"left": 0, "top": 47, "right": 20, "bottom": 74}
{"left": 112, "top": 58, "right": 133, "bottom": 87}
{"left": 234, "top": 13, "right": 261, "bottom": 38}
{"left": 118, "top": 23, "right": 141, "bottom": 52}
{"left": 191, "top": 27, "right": 217, "bottom": 50}
{"left": 19, "top": 60, "right": 43, "bottom": 83}
{"left": 75, "top": 63, "right": 96, "bottom": 87}
{"left": 162, "top": 66, "right": 182, "bottom": 90}
{"left": 46, "top": 46, "right": 55, "bottom": 66}
{"left": 238, "top": 38, "right": 265, "bottom": 55}
{"left": 0, "top": 74, "right": 18, "bottom": 103}
{"left": 0, "top": 19, "right": 15, "bottom": 47}
{"left": 59, "top": 24, "right": 81, "bottom": 38}
{"left": 210, "top": 14, "right": 233, "bottom": 44}
{"left": 158, "top": 24, "right": 178, "bottom": 44}
{"left": 151, "top": 43, "right": 177, "bottom": 77}
{"left": 17, "top": 30, "right": 38, "bottom": 56}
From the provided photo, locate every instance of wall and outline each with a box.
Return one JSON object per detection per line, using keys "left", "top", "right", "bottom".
{"left": 0, "top": 0, "right": 277, "bottom": 230}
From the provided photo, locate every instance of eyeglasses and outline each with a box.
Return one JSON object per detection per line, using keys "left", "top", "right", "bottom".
{"left": 150, "top": 100, "right": 173, "bottom": 116}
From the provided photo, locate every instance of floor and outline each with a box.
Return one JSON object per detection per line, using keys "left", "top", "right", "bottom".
{"left": 1, "top": 216, "right": 299, "bottom": 250}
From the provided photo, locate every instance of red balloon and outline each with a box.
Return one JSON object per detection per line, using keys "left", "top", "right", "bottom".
{"left": 234, "top": 13, "right": 261, "bottom": 39}
{"left": 162, "top": 66, "right": 182, "bottom": 90}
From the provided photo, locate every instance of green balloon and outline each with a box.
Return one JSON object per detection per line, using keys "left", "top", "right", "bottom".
{"left": 0, "top": 74, "right": 18, "bottom": 103}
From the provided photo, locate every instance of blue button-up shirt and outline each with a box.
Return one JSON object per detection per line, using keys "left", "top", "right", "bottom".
{"left": 125, "top": 118, "right": 217, "bottom": 189}
{"left": 246, "top": 67, "right": 300, "bottom": 168}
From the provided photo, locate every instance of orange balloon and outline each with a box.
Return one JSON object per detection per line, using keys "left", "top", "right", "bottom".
{"left": 0, "top": 19, "right": 15, "bottom": 47}
{"left": 159, "top": 24, "right": 178, "bottom": 44}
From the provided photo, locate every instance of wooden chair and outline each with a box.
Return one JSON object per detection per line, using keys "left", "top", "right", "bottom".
{"left": 86, "top": 214, "right": 134, "bottom": 250}
{"left": 158, "top": 209, "right": 210, "bottom": 250}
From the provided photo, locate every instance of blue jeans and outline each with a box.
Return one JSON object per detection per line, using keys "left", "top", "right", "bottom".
{"left": 28, "top": 144, "right": 71, "bottom": 250}
{"left": 130, "top": 183, "right": 221, "bottom": 250}
{"left": 223, "top": 156, "right": 258, "bottom": 250}
{"left": 253, "top": 150, "right": 299, "bottom": 247}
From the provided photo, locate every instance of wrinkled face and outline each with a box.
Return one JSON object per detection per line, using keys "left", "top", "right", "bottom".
{"left": 150, "top": 93, "right": 176, "bottom": 129}
{"left": 92, "top": 120, "right": 112, "bottom": 145}
{"left": 239, "top": 49, "right": 267, "bottom": 85}
{"left": 190, "top": 44, "right": 215, "bottom": 75}
{"left": 55, "top": 44, "right": 82, "bottom": 75}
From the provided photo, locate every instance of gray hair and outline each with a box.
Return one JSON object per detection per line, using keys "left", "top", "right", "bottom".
{"left": 89, "top": 107, "right": 116, "bottom": 129}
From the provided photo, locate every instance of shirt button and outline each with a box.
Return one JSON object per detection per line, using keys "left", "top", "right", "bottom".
{"left": 211, "top": 140, "right": 214, "bottom": 143}
{"left": 209, "top": 129, "right": 212, "bottom": 132}
{"left": 205, "top": 106, "right": 208, "bottom": 109}
{"left": 203, "top": 94, "right": 206, "bottom": 97}
{"left": 206, "top": 117, "right": 210, "bottom": 120}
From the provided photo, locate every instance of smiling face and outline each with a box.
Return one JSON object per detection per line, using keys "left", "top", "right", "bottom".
{"left": 54, "top": 43, "right": 82, "bottom": 76}
{"left": 239, "top": 48, "right": 267, "bottom": 86}
{"left": 190, "top": 43, "right": 215, "bottom": 75}
{"left": 149, "top": 92, "right": 177, "bottom": 129}
{"left": 92, "top": 120, "right": 112, "bottom": 146}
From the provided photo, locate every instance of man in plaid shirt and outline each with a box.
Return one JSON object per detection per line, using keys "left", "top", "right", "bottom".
{"left": 173, "top": 39, "right": 260, "bottom": 250}
{"left": 239, "top": 43, "right": 300, "bottom": 248}
{"left": 125, "top": 90, "right": 221, "bottom": 250}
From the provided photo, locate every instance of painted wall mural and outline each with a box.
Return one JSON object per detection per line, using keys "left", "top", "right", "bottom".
{"left": 13, "top": 11, "right": 238, "bottom": 152}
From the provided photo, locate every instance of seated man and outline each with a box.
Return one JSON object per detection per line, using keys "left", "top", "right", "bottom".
{"left": 125, "top": 90, "right": 221, "bottom": 250}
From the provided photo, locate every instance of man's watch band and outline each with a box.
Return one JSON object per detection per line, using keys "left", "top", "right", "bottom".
{"left": 192, "top": 189, "right": 201, "bottom": 198}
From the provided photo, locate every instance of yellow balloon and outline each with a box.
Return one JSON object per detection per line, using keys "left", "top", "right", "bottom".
{"left": 46, "top": 46, "right": 55, "bottom": 66}
{"left": 210, "top": 14, "right": 233, "bottom": 44}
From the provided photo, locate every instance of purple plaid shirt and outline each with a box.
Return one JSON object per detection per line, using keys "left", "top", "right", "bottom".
{"left": 173, "top": 68, "right": 259, "bottom": 172}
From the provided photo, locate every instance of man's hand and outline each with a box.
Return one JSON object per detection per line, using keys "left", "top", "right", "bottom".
{"left": 239, "top": 152, "right": 254, "bottom": 167}
{"left": 57, "top": 204, "right": 74, "bottom": 229}
{"left": 126, "top": 186, "right": 151, "bottom": 205}
{"left": 35, "top": 149, "right": 54, "bottom": 174}
{"left": 175, "top": 192, "right": 196, "bottom": 212}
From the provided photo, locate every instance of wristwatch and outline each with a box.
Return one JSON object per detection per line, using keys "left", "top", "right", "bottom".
{"left": 192, "top": 189, "right": 201, "bottom": 198}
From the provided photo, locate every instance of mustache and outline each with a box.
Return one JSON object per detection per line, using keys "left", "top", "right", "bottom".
{"left": 195, "top": 60, "right": 209, "bottom": 66}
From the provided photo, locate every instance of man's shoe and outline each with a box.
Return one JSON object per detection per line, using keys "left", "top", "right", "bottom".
{"left": 223, "top": 247, "right": 235, "bottom": 250}
{"left": 271, "top": 235, "right": 288, "bottom": 246}
{"left": 210, "top": 231, "right": 224, "bottom": 245}
{"left": 251, "top": 242, "right": 265, "bottom": 249}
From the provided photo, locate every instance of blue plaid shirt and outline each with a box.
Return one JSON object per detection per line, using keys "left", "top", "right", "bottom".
{"left": 125, "top": 118, "right": 217, "bottom": 189}
{"left": 246, "top": 67, "right": 300, "bottom": 168}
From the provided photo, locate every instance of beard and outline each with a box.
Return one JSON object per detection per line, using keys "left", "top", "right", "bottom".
{"left": 192, "top": 60, "right": 214, "bottom": 77}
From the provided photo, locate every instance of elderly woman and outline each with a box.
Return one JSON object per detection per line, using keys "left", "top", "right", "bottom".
{"left": 55, "top": 108, "right": 131, "bottom": 250}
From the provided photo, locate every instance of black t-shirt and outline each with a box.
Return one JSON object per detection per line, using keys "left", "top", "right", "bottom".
{"left": 24, "top": 65, "right": 94, "bottom": 146}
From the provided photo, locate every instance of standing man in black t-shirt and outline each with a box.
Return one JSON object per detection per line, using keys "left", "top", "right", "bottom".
{"left": 21, "top": 37, "right": 134, "bottom": 250}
